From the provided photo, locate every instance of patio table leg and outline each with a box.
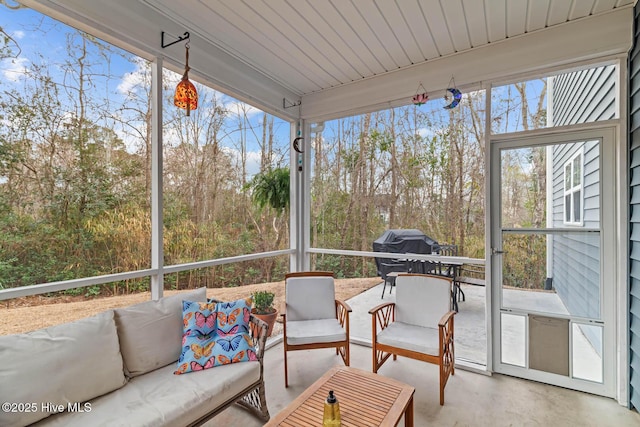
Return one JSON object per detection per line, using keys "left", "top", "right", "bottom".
{"left": 405, "top": 395, "right": 414, "bottom": 427}
{"left": 451, "top": 287, "right": 459, "bottom": 312}
{"left": 381, "top": 273, "right": 400, "bottom": 298}
{"left": 457, "top": 282, "right": 465, "bottom": 301}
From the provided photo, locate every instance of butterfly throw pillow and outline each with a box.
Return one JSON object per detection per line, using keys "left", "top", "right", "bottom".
{"left": 214, "top": 296, "right": 252, "bottom": 337}
{"left": 210, "top": 297, "right": 257, "bottom": 365}
{"left": 175, "top": 297, "right": 258, "bottom": 374}
{"left": 181, "top": 300, "right": 217, "bottom": 337}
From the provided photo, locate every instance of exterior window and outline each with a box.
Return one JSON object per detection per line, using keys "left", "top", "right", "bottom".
{"left": 563, "top": 151, "right": 583, "bottom": 225}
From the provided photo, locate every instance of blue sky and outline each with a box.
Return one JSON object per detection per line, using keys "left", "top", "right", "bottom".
{"left": 0, "top": 3, "right": 291, "bottom": 177}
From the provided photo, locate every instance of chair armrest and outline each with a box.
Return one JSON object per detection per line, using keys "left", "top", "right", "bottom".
{"left": 248, "top": 314, "right": 269, "bottom": 362}
{"left": 335, "top": 299, "right": 352, "bottom": 312}
{"left": 369, "top": 302, "right": 395, "bottom": 331}
{"left": 437, "top": 310, "right": 456, "bottom": 359}
{"left": 368, "top": 302, "right": 395, "bottom": 315}
{"left": 335, "top": 299, "right": 351, "bottom": 328}
{"left": 438, "top": 310, "right": 456, "bottom": 328}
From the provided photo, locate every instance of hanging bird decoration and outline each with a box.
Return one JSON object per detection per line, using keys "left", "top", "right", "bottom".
{"left": 412, "top": 82, "right": 429, "bottom": 106}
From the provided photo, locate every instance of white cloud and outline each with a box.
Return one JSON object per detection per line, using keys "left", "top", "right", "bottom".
{"left": 117, "top": 58, "right": 150, "bottom": 95}
{"left": 12, "top": 30, "right": 25, "bottom": 40}
{"left": 114, "top": 127, "right": 143, "bottom": 154}
{"left": 164, "top": 68, "right": 182, "bottom": 86}
{"left": 118, "top": 72, "right": 143, "bottom": 95}
{"left": 1, "top": 57, "right": 29, "bottom": 82}
{"left": 222, "top": 146, "right": 261, "bottom": 178}
{"left": 417, "top": 127, "right": 434, "bottom": 138}
{"left": 224, "top": 98, "right": 262, "bottom": 119}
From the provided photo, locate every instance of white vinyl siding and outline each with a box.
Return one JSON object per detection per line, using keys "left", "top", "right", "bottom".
{"left": 549, "top": 64, "right": 615, "bottom": 338}
{"left": 628, "top": 4, "right": 640, "bottom": 411}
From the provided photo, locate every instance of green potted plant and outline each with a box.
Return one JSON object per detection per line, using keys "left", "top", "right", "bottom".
{"left": 251, "top": 290, "right": 278, "bottom": 337}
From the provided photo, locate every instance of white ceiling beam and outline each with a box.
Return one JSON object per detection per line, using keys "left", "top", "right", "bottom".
{"left": 300, "top": 6, "right": 633, "bottom": 122}
{"left": 21, "top": 0, "right": 301, "bottom": 120}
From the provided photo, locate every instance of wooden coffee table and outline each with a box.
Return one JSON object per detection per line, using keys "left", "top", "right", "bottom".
{"left": 265, "top": 366, "right": 415, "bottom": 426}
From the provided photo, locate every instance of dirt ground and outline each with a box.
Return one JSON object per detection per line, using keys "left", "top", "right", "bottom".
{"left": 0, "top": 277, "right": 382, "bottom": 336}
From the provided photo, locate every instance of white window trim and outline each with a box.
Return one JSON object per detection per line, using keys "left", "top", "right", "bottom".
{"left": 563, "top": 148, "right": 584, "bottom": 226}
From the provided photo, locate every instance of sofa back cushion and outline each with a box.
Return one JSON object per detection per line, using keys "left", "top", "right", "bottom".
{"left": 0, "top": 310, "right": 126, "bottom": 427}
{"left": 114, "top": 288, "right": 207, "bottom": 378}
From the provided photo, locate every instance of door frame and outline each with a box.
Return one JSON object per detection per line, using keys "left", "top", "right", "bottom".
{"left": 488, "top": 125, "right": 618, "bottom": 398}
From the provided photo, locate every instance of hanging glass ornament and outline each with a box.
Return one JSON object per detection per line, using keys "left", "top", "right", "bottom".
{"left": 412, "top": 82, "right": 429, "bottom": 106}
{"left": 174, "top": 43, "right": 198, "bottom": 116}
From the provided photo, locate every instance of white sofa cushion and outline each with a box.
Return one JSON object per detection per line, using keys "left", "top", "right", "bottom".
{"left": 114, "top": 288, "right": 207, "bottom": 378}
{"left": 0, "top": 310, "right": 126, "bottom": 427}
{"left": 32, "top": 360, "right": 261, "bottom": 427}
{"left": 377, "top": 321, "right": 440, "bottom": 356}
{"left": 285, "top": 319, "right": 346, "bottom": 346}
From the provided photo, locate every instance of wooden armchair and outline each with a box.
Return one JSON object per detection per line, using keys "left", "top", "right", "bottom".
{"left": 369, "top": 273, "right": 455, "bottom": 405}
{"left": 282, "top": 271, "right": 352, "bottom": 387}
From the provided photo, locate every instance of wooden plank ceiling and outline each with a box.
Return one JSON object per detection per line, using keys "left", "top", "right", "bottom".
{"left": 141, "top": 0, "right": 634, "bottom": 98}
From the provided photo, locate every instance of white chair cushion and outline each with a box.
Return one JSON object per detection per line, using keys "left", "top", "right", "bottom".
{"left": 395, "top": 275, "right": 450, "bottom": 328}
{"left": 286, "top": 319, "right": 346, "bottom": 346}
{"left": 377, "top": 322, "right": 440, "bottom": 356}
{"left": 32, "top": 361, "right": 261, "bottom": 427}
{"left": 0, "top": 311, "right": 126, "bottom": 427}
{"left": 114, "top": 288, "right": 207, "bottom": 378}
{"left": 285, "top": 275, "right": 336, "bottom": 321}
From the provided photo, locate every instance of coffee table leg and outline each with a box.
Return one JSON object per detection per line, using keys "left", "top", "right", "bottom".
{"left": 404, "top": 395, "right": 414, "bottom": 427}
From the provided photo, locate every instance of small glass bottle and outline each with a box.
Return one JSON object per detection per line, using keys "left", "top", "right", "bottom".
{"left": 322, "top": 390, "right": 341, "bottom": 426}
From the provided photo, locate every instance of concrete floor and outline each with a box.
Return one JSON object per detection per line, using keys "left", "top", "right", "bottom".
{"left": 207, "top": 343, "right": 639, "bottom": 426}
{"left": 205, "top": 282, "right": 639, "bottom": 426}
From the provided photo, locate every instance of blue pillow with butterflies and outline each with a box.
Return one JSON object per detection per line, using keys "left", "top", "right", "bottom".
{"left": 214, "top": 296, "right": 252, "bottom": 337}
{"left": 175, "top": 298, "right": 258, "bottom": 375}
{"left": 181, "top": 300, "right": 217, "bottom": 338}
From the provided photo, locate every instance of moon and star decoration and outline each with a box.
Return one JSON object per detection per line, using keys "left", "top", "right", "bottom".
{"left": 443, "top": 77, "right": 462, "bottom": 109}
{"left": 293, "top": 136, "right": 304, "bottom": 172}
{"left": 443, "top": 87, "right": 462, "bottom": 109}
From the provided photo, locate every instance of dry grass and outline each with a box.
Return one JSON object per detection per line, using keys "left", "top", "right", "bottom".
{"left": 0, "top": 277, "right": 382, "bottom": 335}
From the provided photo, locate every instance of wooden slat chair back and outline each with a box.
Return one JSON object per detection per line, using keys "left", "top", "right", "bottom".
{"left": 369, "top": 273, "right": 456, "bottom": 405}
{"left": 282, "top": 271, "right": 352, "bottom": 387}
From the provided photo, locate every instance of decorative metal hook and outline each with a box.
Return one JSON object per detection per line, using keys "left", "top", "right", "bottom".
{"left": 283, "top": 98, "right": 301, "bottom": 109}
{"left": 162, "top": 31, "right": 190, "bottom": 49}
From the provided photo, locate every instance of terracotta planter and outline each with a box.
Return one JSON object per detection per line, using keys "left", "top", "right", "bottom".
{"left": 251, "top": 309, "right": 278, "bottom": 337}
